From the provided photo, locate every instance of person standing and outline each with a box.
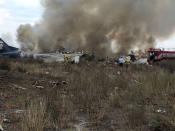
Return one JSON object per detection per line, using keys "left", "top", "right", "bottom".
{"left": 118, "top": 57, "right": 125, "bottom": 67}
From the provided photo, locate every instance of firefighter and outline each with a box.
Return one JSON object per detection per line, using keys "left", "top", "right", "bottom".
{"left": 150, "top": 52, "right": 155, "bottom": 62}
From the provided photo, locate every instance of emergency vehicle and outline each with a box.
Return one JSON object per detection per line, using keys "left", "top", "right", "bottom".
{"left": 147, "top": 48, "right": 175, "bottom": 64}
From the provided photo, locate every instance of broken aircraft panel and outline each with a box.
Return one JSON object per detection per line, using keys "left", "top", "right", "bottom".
{"left": 0, "top": 38, "right": 21, "bottom": 58}
{"left": 33, "top": 53, "right": 82, "bottom": 63}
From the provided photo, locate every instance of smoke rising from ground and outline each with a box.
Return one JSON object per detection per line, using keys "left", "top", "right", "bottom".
{"left": 17, "top": 0, "right": 175, "bottom": 55}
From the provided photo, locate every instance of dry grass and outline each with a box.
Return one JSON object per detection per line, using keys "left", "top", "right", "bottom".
{"left": 1, "top": 58, "right": 175, "bottom": 130}
{"left": 45, "top": 90, "right": 76, "bottom": 129}
{"left": 21, "top": 98, "right": 48, "bottom": 131}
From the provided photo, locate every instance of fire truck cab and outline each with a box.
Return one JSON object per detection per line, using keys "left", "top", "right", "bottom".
{"left": 147, "top": 48, "right": 175, "bottom": 64}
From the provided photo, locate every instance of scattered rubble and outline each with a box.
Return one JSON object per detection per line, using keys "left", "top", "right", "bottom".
{"left": 13, "top": 84, "right": 27, "bottom": 90}
{"left": 45, "top": 72, "right": 49, "bottom": 75}
{"left": 62, "top": 80, "right": 68, "bottom": 85}
{"left": 155, "top": 108, "right": 166, "bottom": 113}
{"left": 3, "top": 119, "right": 11, "bottom": 123}
{"left": 117, "top": 71, "right": 121, "bottom": 75}
{"left": 134, "top": 80, "right": 143, "bottom": 85}
{"left": 36, "top": 86, "right": 45, "bottom": 89}
{"left": 32, "top": 79, "right": 64, "bottom": 89}
{"left": 134, "top": 58, "right": 148, "bottom": 64}
{"left": 0, "top": 109, "right": 25, "bottom": 125}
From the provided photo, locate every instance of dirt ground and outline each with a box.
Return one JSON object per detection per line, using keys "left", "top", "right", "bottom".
{"left": 0, "top": 58, "right": 67, "bottom": 131}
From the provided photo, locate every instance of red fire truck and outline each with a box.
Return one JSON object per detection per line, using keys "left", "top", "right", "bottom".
{"left": 147, "top": 48, "right": 175, "bottom": 64}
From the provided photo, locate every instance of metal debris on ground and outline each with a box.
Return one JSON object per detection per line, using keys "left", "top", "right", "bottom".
{"left": 0, "top": 109, "right": 25, "bottom": 124}
{"left": 3, "top": 118, "right": 11, "bottom": 123}
{"left": 62, "top": 80, "right": 68, "bottom": 85}
{"left": 36, "top": 86, "right": 45, "bottom": 89}
{"left": 33, "top": 79, "right": 62, "bottom": 89}
{"left": 45, "top": 72, "right": 50, "bottom": 75}
{"left": 134, "top": 80, "right": 143, "bottom": 85}
{"left": 33, "top": 80, "right": 46, "bottom": 89}
{"left": 13, "top": 84, "right": 27, "bottom": 90}
{"left": 49, "top": 80, "right": 60, "bottom": 88}
{"left": 15, "top": 110, "right": 25, "bottom": 114}
{"left": 155, "top": 109, "right": 166, "bottom": 113}
{"left": 33, "top": 80, "right": 45, "bottom": 86}
{"left": 117, "top": 71, "right": 121, "bottom": 75}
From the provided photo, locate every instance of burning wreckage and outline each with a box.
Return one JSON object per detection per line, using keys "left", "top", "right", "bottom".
{"left": 0, "top": 38, "right": 154, "bottom": 65}
{"left": 0, "top": 38, "right": 148, "bottom": 64}
{"left": 33, "top": 51, "right": 83, "bottom": 63}
{"left": 0, "top": 38, "right": 21, "bottom": 58}
{"left": 0, "top": 38, "right": 82, "bottom": 63}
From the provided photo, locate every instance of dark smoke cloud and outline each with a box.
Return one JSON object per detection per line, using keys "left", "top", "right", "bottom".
{"left": 17, "top": 0, "right": 175, "bottom": 55}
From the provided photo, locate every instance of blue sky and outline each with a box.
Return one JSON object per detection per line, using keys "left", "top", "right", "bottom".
{"left": 0, "top": 0, "right": 174, "bottom": 49}
{"left": 0, "top": 0, "right": 43, "bottom": 47}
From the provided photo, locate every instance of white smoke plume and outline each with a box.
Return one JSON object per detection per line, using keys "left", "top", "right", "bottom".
{"left": 17, "top": 0, "right": 175, "bottom": 55}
